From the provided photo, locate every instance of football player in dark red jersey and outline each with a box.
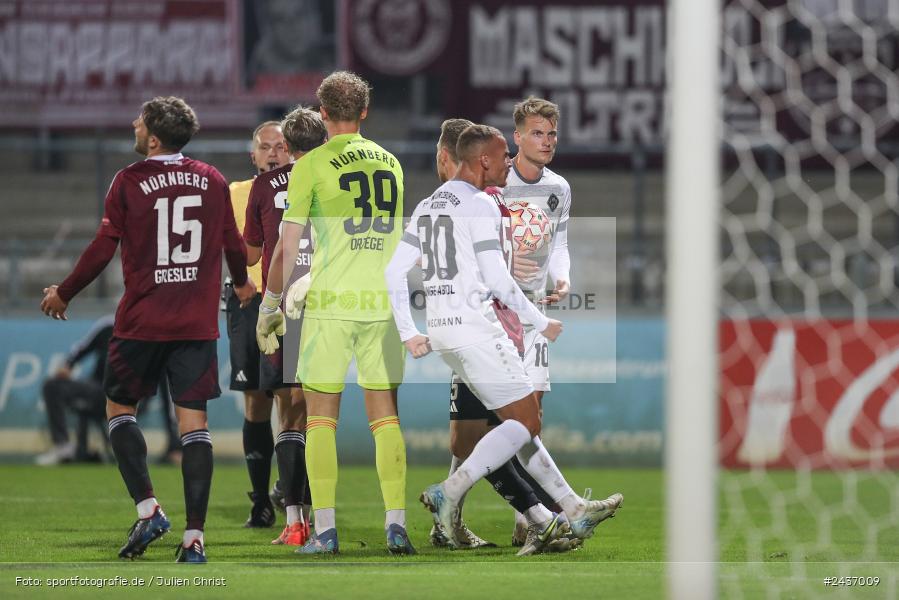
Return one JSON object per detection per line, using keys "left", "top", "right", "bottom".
{"left": 40, "top": 96, "right": 256, "bottom": 563}
{"left": 243, "top": 106, "right": 326, "bottom": 547}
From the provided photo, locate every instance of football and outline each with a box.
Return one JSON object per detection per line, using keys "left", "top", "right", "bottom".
{"left": 508, "top": 201, "right": 554, "bottom": 255}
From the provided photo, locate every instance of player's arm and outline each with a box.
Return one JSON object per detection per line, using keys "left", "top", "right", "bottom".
{"left": 386, "top": 225, "right": 430, "bottom": 358}
{"left": 41, "top": 174, "right": 126, "bottom": 320}
{"left": 471, "top": 199, "right": 561, "bottom": 341}
{"left": 266, "top": 222, "right": 304, "bottom": 297}
{"left": 243, "top": 179, "right": 264, "bottom": 267}
{"left": 544, "top": 186, "right": 571, "bottom": 304}
{"left": 246, "top": 244, "right": 263, "bottom": 266}
{"left": 222, "top": 182, "right": 254, "bottom": 306}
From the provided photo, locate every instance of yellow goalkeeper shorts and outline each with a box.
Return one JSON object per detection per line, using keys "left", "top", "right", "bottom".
{"left": 297, "top": 317, "right": 406, "bottom": 394}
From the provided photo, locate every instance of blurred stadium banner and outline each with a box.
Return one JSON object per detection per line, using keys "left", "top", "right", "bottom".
{"left": 345, "top": 0, "right": 899, "bottom": 149}
{"left": 346, "top": 0, "right": 667, "bottom": 148}
{"left": 0, "top": 318, "right": 664, "bottom": 465}
{"left": 0, "top": 0, "right": 336, "bottom": 128}
{"left": 720, "top": 320, "right": 899, "bottom": 469}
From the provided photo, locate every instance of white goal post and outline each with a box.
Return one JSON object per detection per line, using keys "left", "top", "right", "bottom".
{"left": 666, "top": 0, "right": 720, "bottom": 598}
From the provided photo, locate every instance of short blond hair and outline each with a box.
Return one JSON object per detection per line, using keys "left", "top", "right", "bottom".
{"left": 317, "top": 71, "right": 370, "bottom": 122}
{"left": 438, "top": 118, "right": 474, "bottom": 163}
{"left": 281, "top": 107, "right": 326, "bottom": 154}
{"left": 456, "top": 124, "right": 503, "bottom": 163}
{"left": 512, "top": 96, "right": 560, "bottom": 130}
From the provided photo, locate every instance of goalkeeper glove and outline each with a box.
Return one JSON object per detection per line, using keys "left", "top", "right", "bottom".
{"left": 256, "top": 290, "right": 285, "bottom": 355}
{"left": 285, "top": 273, "right": 312, "bottom": 320}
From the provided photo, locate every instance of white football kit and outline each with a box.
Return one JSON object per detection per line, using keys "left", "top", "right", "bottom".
{"left": 503, "top": 163, "right": 572, "bottom": 392}
{"left": 386, "top": 180, "right": 549, "bottom": 409}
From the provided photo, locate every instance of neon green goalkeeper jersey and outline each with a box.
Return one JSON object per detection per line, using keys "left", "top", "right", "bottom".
{"left": 283, "top": 132, "right": 404, "bottom": 321}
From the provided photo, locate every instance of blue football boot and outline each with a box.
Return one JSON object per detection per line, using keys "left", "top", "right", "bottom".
{"left": 296, "top": 528, "right": 339, "bottom": 555}
{"left": 386, "top": 523, "right": 417, "bottom": 555}
{"left": 118, "top": 506, "right": 171, "bottom": 559}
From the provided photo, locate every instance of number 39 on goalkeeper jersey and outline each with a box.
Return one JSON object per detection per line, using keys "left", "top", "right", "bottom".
{"left": 282, "top": 132, "right": 403, "bottom": 322}
{"left": 403, "top": 179, "right": 513, "bottom": 351}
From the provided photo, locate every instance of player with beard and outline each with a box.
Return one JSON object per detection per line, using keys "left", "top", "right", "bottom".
{"left": 41, "top": 96, "right": 256, "bottom": 563}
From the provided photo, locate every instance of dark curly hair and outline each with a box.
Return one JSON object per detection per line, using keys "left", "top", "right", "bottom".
{"left": 141, "top": 96, "right": 200, "bottom": 152}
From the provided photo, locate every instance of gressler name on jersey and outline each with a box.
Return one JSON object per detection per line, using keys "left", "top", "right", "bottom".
{"left": 138, "top": 172, "right": 209, "bottom": 195}
{"left": 154, "top": 266, "right": 198, "bottom": 284}
{"left": 328, "top": 149, "right": 397, "bottom": 171}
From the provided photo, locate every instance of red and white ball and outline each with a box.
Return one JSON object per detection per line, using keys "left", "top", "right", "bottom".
{"left": 508, "top": 202, "right": 553, "bottom": 255}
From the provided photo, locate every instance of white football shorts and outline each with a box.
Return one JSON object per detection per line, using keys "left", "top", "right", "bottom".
{"left": 522, "top": 325, "right": 551, "bottom": 392}
{"left": 438, "top": 335, "right": 534, "bottom": 411}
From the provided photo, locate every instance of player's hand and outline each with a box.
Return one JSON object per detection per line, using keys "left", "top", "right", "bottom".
{"left": 54, "top": 365, "right": 73, "bottom": 380}
{"left": 234, "top": 277, "right": 257, "bottom": 309}
{"left": 540, "top": 279, "right": 570, "bottom": 305}
{"left": 513, "top": 255, "right": 540, "bottom": 282}
{"left": 285, "top": 273, "right": 312, "bottom": 320}
{"left": 541, "top": 318, "right": 563, "bottom": 342}
{"left": 404, "top": 334, "right": 432, "bottom": 358}
{"left": 255, "top": 308, "right": 286, "bottom": 355}
{"left": 40, "top": 285, "right": 68, "bottom": 320}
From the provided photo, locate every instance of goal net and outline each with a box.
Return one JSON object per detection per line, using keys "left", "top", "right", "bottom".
{"left": 715, "top": 0, "right": 899, "bottom": 596}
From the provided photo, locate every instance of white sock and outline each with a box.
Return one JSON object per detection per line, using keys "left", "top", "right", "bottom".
{"left": 514, "top": 510, "right": 528, "bottom": 527}
{"left": 516, "top": 436, "right": 578, "bottom": 515}
{"left": 136, "top": 497, "right": 159, "bottom": 519}
{"left": 525, "top": 504, "right": 554, "bottom": 527}
{"left": 444, "top": 420, "right": 530, "bottom": 502}
{"left": 314, "top": 508, "right": 335, "bottom": 533}
{"left": 182, "top": 529, "right": 203, "bottom": 546}
{"left": 286, "top": 505, "right": 301, "bottom": 526}
{"left": 558, "top": 492, "right": 588, "bottom": 520}
{"left": 448, "top": 455, "right": 469, "bottom": 516}
{"left": 448, "top": 455, "right": 461, "bottom": 477}
{"left": 385, "top": 509, "right": 405, "bottom": 529}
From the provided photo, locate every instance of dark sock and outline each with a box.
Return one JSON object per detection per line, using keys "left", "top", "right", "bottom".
{"left": 108, "top": 415, "right": 154, "bottom": 503}
{"left": 274, "top": 430, "right": 307, "bottom": 507}
{"left": 242, "top": 419, "right": 274, "bottom": 497}
{"left": 181, "top": 430, "right": 213, "bottom": 531}
{"left": 485, "top": 460, "right": 542, "bottom": 514}
{"left": 511, "top": 455, "right": 563, "bottom": 513}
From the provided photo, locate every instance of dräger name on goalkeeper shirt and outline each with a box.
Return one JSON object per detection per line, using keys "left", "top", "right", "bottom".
{"left": 283, "top": 133, "right": 404, "bottom": 321}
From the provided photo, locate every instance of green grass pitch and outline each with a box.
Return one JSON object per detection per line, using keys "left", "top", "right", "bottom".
{"left": 0, "top": 464, "right": 895, "bottom": 598}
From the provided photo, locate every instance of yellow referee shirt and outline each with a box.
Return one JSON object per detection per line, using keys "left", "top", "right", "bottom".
{"left": 229, "top": 179, "right": 262, "bottom": 292}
